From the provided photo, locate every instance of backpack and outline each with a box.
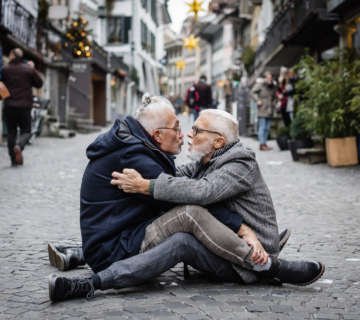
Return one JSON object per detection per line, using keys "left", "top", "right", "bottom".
{"left": 186, "top": 86, "right": 199, "bottom": 109}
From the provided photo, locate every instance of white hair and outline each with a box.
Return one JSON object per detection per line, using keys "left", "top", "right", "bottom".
{"left": 199, "top": 109, "right": 239, "bottom": 144}
{"left": 135, "top": 94, "right": 175, "bottom": 134}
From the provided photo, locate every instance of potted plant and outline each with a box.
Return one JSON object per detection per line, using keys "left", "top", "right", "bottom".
{"left": 288, "top": 109, "right": 313, "bottom": 161}
{"left": 276, "top": 126, "right": 290, "bottom": 151}
{"left": 294, "top": 50, "right": 360, "bottom": 166}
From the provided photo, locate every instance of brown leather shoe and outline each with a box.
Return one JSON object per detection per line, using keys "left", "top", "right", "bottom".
{"left": 259, "top": 144, "right": 266, "bottom": 151}
{"left": 13, "top": 146, "right": 23, "bottom": 165}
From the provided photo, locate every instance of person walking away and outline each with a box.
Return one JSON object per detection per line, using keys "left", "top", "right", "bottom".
{"left": 194, "top": 75, "right": 212, "bottom": 117}
{"left": 224, "top": 79, "right": 233, "bottom": 114}
{"left": 276, "top": 72, "right": 291, "bottom": 127}
{"left": 185, "top": 84, "right": 200, "bottom": 121}
{"left": 237, "top": 77, "right": 250, "bottom": 136}
{"left": 2, "top": 48, "right": 43, "bottom": 166}
{"left": 251, "top": 71, "right": 276, "bottom": 151}
{"left": 284, "top": 69, "right": 297, "bottom": 122}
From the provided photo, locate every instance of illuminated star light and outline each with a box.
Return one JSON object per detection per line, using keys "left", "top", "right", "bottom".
{"left": 176, "top": 59, "right": 186, "bottom": 70}
{"left": 183, "top": 34, "right": 199, "bottom": 52}
{"left": 186, "top": 0, "right": 205, "bottom": 21}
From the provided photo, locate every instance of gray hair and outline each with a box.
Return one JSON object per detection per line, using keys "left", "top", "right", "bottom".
{"left": 199, "top": 109, "right": 239, "bottom": 144}
{"left": 135, "top": 94, "right": 175, "bottom": 134}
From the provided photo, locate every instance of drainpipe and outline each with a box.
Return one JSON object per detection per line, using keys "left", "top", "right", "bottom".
{"left": 127, "top": 81, "right": 135, "bottom": 115}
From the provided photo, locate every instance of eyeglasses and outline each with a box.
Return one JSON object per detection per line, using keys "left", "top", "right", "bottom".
{"left": 191, "top": 125, "right": 222, "bottom": 137}
{"left": 157, "top": 127, "right": 182, "bottom": 134}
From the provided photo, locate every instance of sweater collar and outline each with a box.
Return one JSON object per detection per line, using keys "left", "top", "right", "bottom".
{"left": 211, "top": 140, "right": 239, "bottom": 159}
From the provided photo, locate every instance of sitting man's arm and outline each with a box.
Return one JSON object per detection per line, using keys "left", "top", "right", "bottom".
{"left": 176, "top": 162, "right": 198, "bottom": 177}
{"left": 111, "top": 156, "right": 257, "bottom": 206}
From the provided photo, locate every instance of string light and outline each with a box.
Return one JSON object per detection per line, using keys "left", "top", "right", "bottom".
{"left": 66, "top": 15, "right": 92, "bottom": 58}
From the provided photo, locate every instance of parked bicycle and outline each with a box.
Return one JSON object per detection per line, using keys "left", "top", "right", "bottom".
{"left": 29, "top": 96, "right": 50, "bottom": 144}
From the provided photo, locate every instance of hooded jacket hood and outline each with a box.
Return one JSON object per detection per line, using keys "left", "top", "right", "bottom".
{"left": 86, "top": 116, "right": 162, "bottom": 161}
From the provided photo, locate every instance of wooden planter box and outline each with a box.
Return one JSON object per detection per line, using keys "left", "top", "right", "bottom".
{"left": 325, "top": 136, "right": 359, "bottom": 167}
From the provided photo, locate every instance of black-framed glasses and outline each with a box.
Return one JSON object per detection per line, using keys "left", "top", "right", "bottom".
{"left": 157, "top": 127, "right": 182, "bottom": 134}
{"left": 192, "top": 125, "right": 222, "bottom": 137}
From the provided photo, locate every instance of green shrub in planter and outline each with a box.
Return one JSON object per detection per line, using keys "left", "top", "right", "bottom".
{"left": 294, "top": 50, "right": 360, "bottom": 139}
{"left": 289, "top": 109, "right": 312, "bottom": 141}
{"left": 288, "top": 110, "right": 313, "bottom": 161}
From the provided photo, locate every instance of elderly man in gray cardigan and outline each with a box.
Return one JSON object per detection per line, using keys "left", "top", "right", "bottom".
{"left": 113, "top": 109, "right": 325, "bottom": 285}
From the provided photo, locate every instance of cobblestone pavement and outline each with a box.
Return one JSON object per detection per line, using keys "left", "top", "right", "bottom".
{"left": 1, "top": 114, "right": 360, "bottom": 320}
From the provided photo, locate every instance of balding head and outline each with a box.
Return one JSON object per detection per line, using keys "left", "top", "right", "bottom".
{"left": 10, "top": 48, "right": 23, "bottom": 62}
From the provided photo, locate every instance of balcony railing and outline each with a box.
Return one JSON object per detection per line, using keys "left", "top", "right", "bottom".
{"left": 255, "top": 0, "right": 338, "bottom": 70}
{"left": 1, "top": 0, "right": 37, "bottom": 49}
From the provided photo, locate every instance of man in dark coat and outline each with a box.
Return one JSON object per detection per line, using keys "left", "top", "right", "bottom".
{"left": 192, "top": 75, "right": 212, "bottom": 121}
{"left": 2, "top": 48, "right": 43, "bottom": 166}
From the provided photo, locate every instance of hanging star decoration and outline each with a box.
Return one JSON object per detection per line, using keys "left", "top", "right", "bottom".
{"left": 186, "top": 0, "right": 205, "bottom": 21}
{"left": 183, "top": 34, "right": 199, "bottom": 52}
{"left": 176, "top": 59, "right": 186, "bottom": 70}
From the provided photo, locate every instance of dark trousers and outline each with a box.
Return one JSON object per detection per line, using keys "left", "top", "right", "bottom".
{"left": 281, "top": 108, "right": 292, "bottom": 127}
{"left": 3, "top": 106, "right": 31, "bottom": 163}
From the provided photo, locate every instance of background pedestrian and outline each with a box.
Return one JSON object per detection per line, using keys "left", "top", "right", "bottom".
{"left": 2, "top": 48, "right": 43, "bottom": 166}
{"left": 252, "top": 71, "right": 276, "bottom": 151}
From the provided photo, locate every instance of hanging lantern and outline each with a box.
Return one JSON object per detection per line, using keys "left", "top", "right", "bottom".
{"left": 183, "top": 34, "right": 199, "bottom": 51}
{"left": 186, "top": 0, "right": 205, "bottom": 21}
{"left": 176, "top": 59, "right": 186, "bottom": 70}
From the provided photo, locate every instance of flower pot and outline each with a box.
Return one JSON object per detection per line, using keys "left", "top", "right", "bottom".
{"left": 276, "top": 136, "right": 289, "bottom": 151}
{"left": 325, "top": 136, "right": 359, "bottom": 167}
{"left": 288, "top": 139, "right": 314, "bottom": 161}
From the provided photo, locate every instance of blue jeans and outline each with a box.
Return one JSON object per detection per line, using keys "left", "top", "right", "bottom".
{"left": 258, "top": 117, "right": 271, "bottom": 145}
{"left": 97, "top": 233, "right": 242, "bottom": 290}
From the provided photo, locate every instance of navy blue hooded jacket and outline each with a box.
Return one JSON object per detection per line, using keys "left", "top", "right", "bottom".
{"left": 80, "top": 116, "right": 176, "bottom": 272}
{"left": 80, "top": 116, "right": 244, "bottom": 273}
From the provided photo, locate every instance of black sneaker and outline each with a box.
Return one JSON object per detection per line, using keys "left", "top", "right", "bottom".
{"left": 48, "top": 243, "right": 85, "bottom": 271}
{"left": 48, "top": 274, "right": 95, "bottom": 302}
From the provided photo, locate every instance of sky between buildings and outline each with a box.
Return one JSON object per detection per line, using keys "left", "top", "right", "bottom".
{"left": 168, "top": 0, "right": 211, "bottom": 33}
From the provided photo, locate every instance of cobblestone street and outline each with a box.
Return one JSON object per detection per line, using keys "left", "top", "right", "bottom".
{"left": 1, "top": 114, "right": 360, "bottom": 320}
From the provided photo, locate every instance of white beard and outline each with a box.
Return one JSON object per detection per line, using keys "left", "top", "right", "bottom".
{"left": 187, "top": 150, "right": 206, "bottom": 162}
{"left": 187, "top": 139, "right": 213, "bottom": 162}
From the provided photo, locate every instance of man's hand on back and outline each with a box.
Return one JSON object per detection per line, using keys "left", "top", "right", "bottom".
{"left": 111, "top": 169, "right": 150, "bottom": 195}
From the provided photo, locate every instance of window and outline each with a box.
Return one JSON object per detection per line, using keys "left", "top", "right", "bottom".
{"left": 141, "top": 0, "right": 147, "bottom": 10}
{"left": 151, "top": 0, "right": 157, "bottom": 25}
{"left": 141, "top": 20, "right": 148, "bottom": 51}
{"left": 150, "top": 32, "right": 155, "bottom": 57}
{"left": 212, "top": 27, "right": 223, "bottom": 52}
{"left": 107, "top": 17, "right": 131, "bottom": 44}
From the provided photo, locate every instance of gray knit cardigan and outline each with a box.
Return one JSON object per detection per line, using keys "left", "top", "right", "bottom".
{"left": 153, "top": 141, "right": 280, "bottom": 283}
